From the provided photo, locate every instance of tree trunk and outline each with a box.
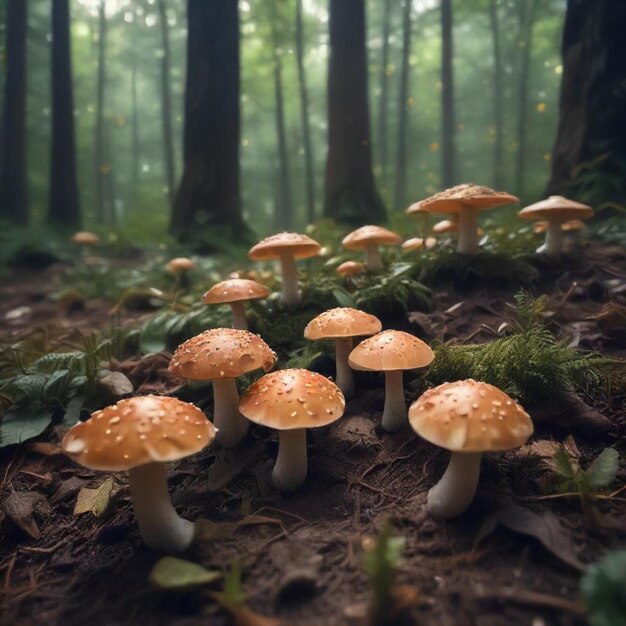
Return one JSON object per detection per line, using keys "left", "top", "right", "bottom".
{"left": 489, "top": 0, "right": 504, "bottom": 189}
{"left": 130, "top": 39, "right": 140, "bottom": 185}
{"left": 94, "top": 0, "right": 106, "bottom": 223}
{"left": 295, "top": 0, "right": 315, "bottom": 225}
{"left": 440, "top": 0, "right": 455, "bottom": 188}
{"left": 376, "top": 0, "right": 392, "bottom": 184}
{"left": 48, "top": 0, "right": 80, "bottom": 229}
{"left": 324, "top": 0, "right": 385, "bottom": 225}
{"left": 393, "top": 0, "right": 412, "bottom": 211}
{"left": 547, "top": 0, "right": 626, "bottom": 211}
{"left": 157, "top": 0, "right": 176, "bottom": 207}
{"left": 0, "top": 0, "right": 28, "bottom": 225}
{"left": 171, "top": 0, "right": 246, "bottom": 243}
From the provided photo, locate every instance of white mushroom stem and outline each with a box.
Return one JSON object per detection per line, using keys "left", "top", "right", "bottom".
{"left": 229, "top": 301, "right": 248, "bottom": 330}
{"left": 544, "top": 217, "right": 564, "bottom": 256}
{"left": 278, "top": 251, "right": 300, "bottom": 307}
{"left": 365, "top": 245, "right": 383, "bottom": 272}
{"left": 272, "top": 428, "right": 308, "bottom": 492}
{"left": 381, "top": 370, "right": 407, "bottom": 432}
{"left": 128, "top": 462, "right": 194, "bottom": 553}
{"left": 457, "top": 208, "right": 479, "bottom": 255}
{"left": 334, "top": 337, "right": 354, "bottom": 399}
{"left": 427, "top": 451, "right": 482, "bottom": 519}
{"left": 212, "top": 378, "right": 248, "bottom": 448}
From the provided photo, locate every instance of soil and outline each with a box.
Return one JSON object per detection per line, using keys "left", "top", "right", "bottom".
{"left": 1, "top": 239, "right": 625, "bottom": 626}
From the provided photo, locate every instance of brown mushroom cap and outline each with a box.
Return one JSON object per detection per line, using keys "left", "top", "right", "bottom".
{"left": 349, "top": 330, "right": 434, "bottom": 371}
{"left": 409, "top": 379, "right": 533, "bottom": 452}
{"left": 432, "top": 219, "right": 458, "bottom": 234}
{"left": 335, "top": 260, "right": 365, "bottom": 277}
{"left": 342, "top": 225, "right": 402, "bottom": 250}
{"left": 561, "top": 219, "right": 587, "bottom": 232}
{"left": 304, "top": 307, "right": 382, "bottom": 340}
{"left": 407, "top": 184, "right": 519, "bottom": 215}
{"left": 533, "top": 220, "right": 549, "bottom": 234}
{"left": 239, "top": 369, "right": 345, "bottom": 430}
{"left": 62, "top": 395, "right": 215, "bottom": 472}
{"left": 166, "top": 257, "right": 195, "bottom": 274}
{"left": 168, "top": 328, "right": 276, "bottom": 380}
{"left": 518, "top": 195, "right": 593, "bottom": 221}
{"left": 203, "top": 278, "right": 270, "bottom": 305}
{"left": 72, "top": 231, "right": 100, "bottom": 245}
{"left": 248, "top": 232, "right": 321, "bottom": 261}
{"left": 402, "top": 237, "right": 437, "bottom": 251}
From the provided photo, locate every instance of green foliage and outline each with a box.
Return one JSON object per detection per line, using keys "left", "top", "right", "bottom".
{"left": 581, "top": 550, "right": 626, "bottom": 626}
{"left": 150, "top": 557, "right": 221, "bottom": 589}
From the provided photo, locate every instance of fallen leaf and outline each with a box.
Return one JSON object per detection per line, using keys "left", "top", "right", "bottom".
{"left": 27, "top": 442, "right": 63, "bottom": 456}
{"left": 3, "top": 491, "right": 51, "bottom": 539}
{"left": 149, "top": 556, "right": 221, "bottom": 589}
{"left": 98, "top": 371, "right": 133, "bottom": 396}
{"left": 73, "top": 478, "right": 120, "bottom": 517}
{"left": 51, "top": 476, "right": 88, "bottom": 505}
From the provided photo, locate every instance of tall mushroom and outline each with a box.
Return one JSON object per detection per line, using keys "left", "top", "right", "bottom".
{"left": 239, "top": 369, "right": 345, "bottom": 492}
{"left": 304, "top": 307, "right": 382, "bottom": 399}
{"left": 407, "top": 184, "right": 518, "bottom": 254}
{"left": 203, "top": 278, "right": 270, "bottom": 330}
{"left": 62, "top": 395, "right": 215, "bottom": 553}
{"left": 342, "top": 225, "right": 401, "bottom": 272}
{"left": 519, "top": 196, "right": 593, "bottom": 255}
{"left": 409, "top": 379, "right": 533, "bottom": 519}
{"left": 349, "top": 330, "right": 434, "bottom": 433}
{"left": 248, "top": 232, "right": 321, "bottom": 307}
{"left": 168, "top": 329, "right": 276, "bottom": 448}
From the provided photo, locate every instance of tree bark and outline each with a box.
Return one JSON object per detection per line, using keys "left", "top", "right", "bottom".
{"left": 376, "top": 0, "right": 392, "bottom": 184}
{"left": 130, "top": 38, "right": 140, "bottom": 185}
{"left": 324, "top": 0, "right": 385, "bottom": 225}
{"left": 0, "top": 0, "right": 28, "bottom": 225}
{"left": 171, "top": 0, "right": 246, "bottom": 242}
{"left": 440, "top": 0, "right": 455, "bottom": 188}
{"left": 48, "top": 0, "right": 80, "bottom": 228}
{"left": 94, "top": 0, "right": 106, "bottom": 223}
{"left": 489, "top": 0, "right": 504, "bottom": 189}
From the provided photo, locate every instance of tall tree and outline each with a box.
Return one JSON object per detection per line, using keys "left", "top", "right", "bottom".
{"left": 440, "top": 0, "right": 455, "bottom": 188}
{"left": 376, "top": 0, "right": 392, "bottom": 184}
{"left": 157, "top": 0, "right": 176, "bottom": 208}
{"left": 547, "top": 0, "right": 626, "bottom": 210}
{"left": 171, "top": 0, "right": 246, "bottom": 242}
{"left": 94, "top": 0, "right": 107, "bottom": 223}
{"left": 48, "top": 0, "right": 80, "bottom": 228}
{"left": 489, "top": 0, "right": 504, "bottom": 188}
{"left": 295, "top": 0, "right": 315, "bottom": 224}
{"left": 324, "top": 0, "right": 385, "bottom": 225}
{"left": 0, "top": 0, "right": 28, "bottom": 225}
{"left": 130, "top": 30, "right": 140, "bottom": 185}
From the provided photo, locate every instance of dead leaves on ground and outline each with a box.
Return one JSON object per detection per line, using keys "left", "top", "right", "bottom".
{"left": 73, "top": 478, "right": 121, "bottom": 518}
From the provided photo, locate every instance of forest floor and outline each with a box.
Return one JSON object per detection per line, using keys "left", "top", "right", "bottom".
{"left": 0, "top": 240, "right": 625, "bottom": 626}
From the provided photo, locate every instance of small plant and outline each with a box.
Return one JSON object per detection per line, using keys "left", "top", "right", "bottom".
{"left": 580, "top": 550, "right": 626, "bottom": 626}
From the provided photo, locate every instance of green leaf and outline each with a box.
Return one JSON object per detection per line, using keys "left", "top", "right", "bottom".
{"left": 544, "top": 446, "right": 578, "bottom": 480}
{"left": 149, "top": 557, "right": 221, "bottom": 589}
{"left": 139, "top": 311, "right": 173, "bottom": 354}
{"left": 581, "top": 550, "right": 626, "bottom": 626}
{"left": 0, "top": 407, "right": 53, "bottom": 448}
{"left": 332, "top": 288, "right": 356, "bottom": 308}
{"left": 73, "top": 477, "right": 120, "bottom": 517}
{"left": 587, "top": 448, "right": 619, "bottom": 488}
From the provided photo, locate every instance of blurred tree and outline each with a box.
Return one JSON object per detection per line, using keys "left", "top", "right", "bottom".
{"left": 489, "top": 0, "right": 504, "bottom": 188}
{"left": 48, "top": 0, "right": 80, "bottom": 229}
{"left": 0, "top": 0, "right": 28, "bottom": 225}
{"left": 129, "top": 21, "right": 140, "bottom": 186}
{"left": 325, "top": 0, "right": 385, "bottom": 225}
{"left": 440, "top": 0, "right": 455, "bottom": 187}
{"left": 376, "top": 0, "right": 392, "bottom": 185}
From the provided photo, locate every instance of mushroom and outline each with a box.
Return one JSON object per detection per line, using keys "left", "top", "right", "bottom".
{"left": 518, "top": 195, "right": 593, "bottom": 256}
{"left": 407, "top": 184, "right": 518, "bottom": 254}
{"left": 432, "top": 219, "right": 458, "bottom": 235}
{"left": 203, "top": 278, "right": 270, "bottom": 331}
{"left": 562, "top": 219, "right": 587, "bottom": 232}
{"left": 409, "top": 379, "right": 533, "bottom": 519}
{"left": 166, "top": 257, "right": 195, "bottom": 291}
{"left": 304, "top": 307, "right": 382, "bottom": 399}
{"left": 248, "top": 232, "right": 321, "bottom": 307}
{"left": 342, "top": 225, "right": 402, "bottom": 272}
{"left": 402, "top": 237, "right": 437, "bottom": 253}
{"left": 62, "top": 395, "right": 215, "bottom": 553}
{"left": 71, "top": 231, "right": 101, "bottom": 261}
{"left": 335, "top": 260, "right": 365, "bottom": 278}
{"left": 168, "top": 329, "right": 276, "bottom": 448}
{"left": 348, "top": 330, "right": 434, "bottom": 432}
{"left": 239, "top": 369, "right": 345, "bottom": 492}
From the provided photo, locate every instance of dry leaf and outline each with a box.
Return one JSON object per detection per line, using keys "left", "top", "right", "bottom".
{"left": 3, "top": 491, "right": 51, "bottom": 539}
{"left": 73, "top": 478, "right": 120, "bottom": 517}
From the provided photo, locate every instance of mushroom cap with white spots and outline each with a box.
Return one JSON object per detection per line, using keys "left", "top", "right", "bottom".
{"left": 409, "top": 379, "right": 533, "bottom": 453}
{"left": 168, "top": 328, "right": 276, "bottom": 381}
{"left": 348, "top": 330, "right": 434, "bottom": 372}
{"left": 248, "top": 232, "right": 321, "bottom": 261}
{"left": 239, "top": 369, "right": 345, "bottom": 431}
{"left": 62, "top": 395, "right": 215, "bottom": 471}
{"left": 518, "top": 195, "right": 593, "bottom": 221}
{"left": 304, "top": 307, "right": 382, "bottom": 341}
{"left": 203, "top": 278, "right": 270, "bottom": 305}
{"left": 407, "top": 184, "right": 518, "bottom": 216}
{"left": 342, "top": 225, "right": 402, "bottom": 250}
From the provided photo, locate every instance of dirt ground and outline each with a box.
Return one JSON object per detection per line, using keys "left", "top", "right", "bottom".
{"left": 1, "top": 240, "right": 625, "bottom": 626}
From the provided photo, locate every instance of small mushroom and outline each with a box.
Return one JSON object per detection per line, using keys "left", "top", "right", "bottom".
{"left": 342, "top": 225, "right": 401, "bottom": 272}
{"left": 304, "top": 307, "right": 382, "bottom": 399}
{"left": 335, "top": 260, "right": 365, "bottom": 278}
{"left": 432, "top": 219, "right": 458, "bottom": 235}
{"left": 166, "top": 257, "right": 195, "bottom": 291}
{"left": 239, "top": 369, "right": 345, "bottom": 492}
{"left": 409, "top": 379, "right": 533, "bottom": 519}
{"left": 203, "top": 278, "right": 270, "bottom": 330}
{"left": 349, "top": 330, "right": 434, "bottom": 432}
{"left": 518, "top": 195, "right": 593, "bottom": 256}
{"left": 62, "top": 395, "right": 215, "bottom": 553}
{"left": 71, "top": 231, "right": 101, "bottom": 261}
{"left": 402, "top": 237, "right": 437, "bottom": 253}
{"left": 248, "top": 232, "right": 321, "bottom": 307}
{"left": 168, "top": 329, "right": 276, "bottom": 448}
{"left": 407, "top": 184, "right": 518, "bottom": 254}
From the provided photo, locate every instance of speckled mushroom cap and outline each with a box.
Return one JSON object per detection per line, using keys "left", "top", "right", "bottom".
{"left": 72, "top": 231, "right": 100, "bottom": 245}
{"left": 239, "top": 369, "right": 345, "bottom": 431}
{"left": 407, "top": 184, "right": 519, "bottom": 215}
{"left": 168, "top": 328, "right": 276, "bottom": 380}
{"left": 336, "top": 261, "right": 365, "bottom": 277}
{"left": 348, "top": 330, "right": 434, "bottom": 371}
{"left": 408, "top": 379, "right": 533, "bottom": 452}
{"left": 166, "top": 257, "right": 195, "bottom": 273}
{"left": 248, "top": 232, "right": 321, "bottom": 261}
{"left": 432, "top": 219, "right": 458, "bottom": 234}
{"left": 342, "top": 225, "right": 402, "bottom": 250}
{"left": 203, "top": 278, "right": 270, "bottom": 305}
{"left": 518, "top": 196, "right": 593, "bottom": 221}
{"left": 62, "top": 395, "right": 215, "bottom": 472}
{"left": 304, "top": 307, "right": 382, "bottom": 340}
